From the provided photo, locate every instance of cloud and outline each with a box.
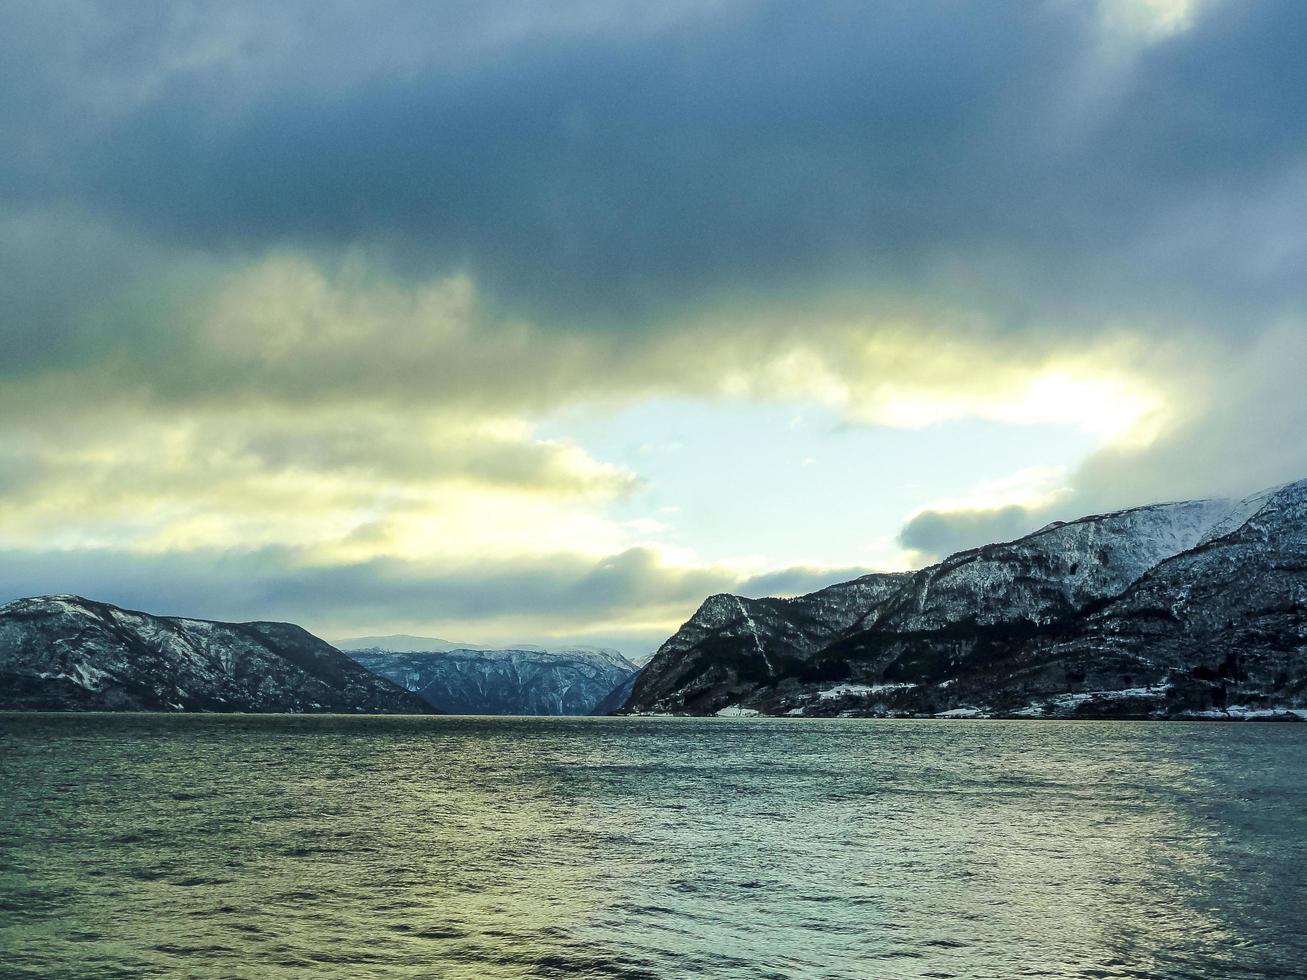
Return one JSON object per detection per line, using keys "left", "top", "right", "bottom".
{"left": 897, "top": 320, "right": 1307, "bottom": 562}
{"left": 3, "top": 0, "right": 1300, "bottom": 449}
{"left": 894, "top": 465, "right": 1070, "bottom": 560}
{"left": 1070, "top": 321, "right": 1307, "bottom": 508}
{"left": 3, "top": 1, "right": 1307, "bottom": 645}
{"left": 0, "top": 238, "right": 1170, "bottom": 440}
{"left": 0, "top": 221, "right": 1175, "bottom": 484}
{"left": 6, "top": 1, "right": 1305, "bottom": 422}
{"left": 5, "top": 0, "right": 1307, "bottom": 332}
{"left": 0, "top": 544, "right": 846, "bottom": 654}
{"left": 0, "top": 401, "right": 640, "bottom": 559}
{"left": 898, "top": 506, "right": 1044, "bottom": 562}
{"left": 737, "top": 565, "right": 882, "bottom": 598}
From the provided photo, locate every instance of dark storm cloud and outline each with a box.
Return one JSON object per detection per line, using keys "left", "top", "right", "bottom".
{"left": 5, "top": 0, "right": 1307, "bottom": 329}
{"left": 898, "top": 505, "right": 1039, "bottom": 560}
{"left": 0, "top": 213, "right": 169, "bottom": 376}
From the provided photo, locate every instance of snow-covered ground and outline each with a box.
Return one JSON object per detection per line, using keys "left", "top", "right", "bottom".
{"left": 817, "top": 682, "right": 916, "bottom": 700}
{"left": 1011, "top": 686, "right": 1170, "bottom": 717}
{"left": 1182, "top": 706, "right": 1307, "bottom": 721}
{"left": 715, "top": 705, "right": 761, "bottom": 717}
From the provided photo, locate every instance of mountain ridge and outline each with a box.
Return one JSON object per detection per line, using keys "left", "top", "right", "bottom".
{"left": 623, "top": 482, "right": 1307, "bottom": 719}
{"left": 0, "top": 595, "right": 433, "bottom": 714}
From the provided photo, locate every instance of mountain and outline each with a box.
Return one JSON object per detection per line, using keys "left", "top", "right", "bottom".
{"left": 626, "top": 571, "right": 911, "bottom": 711}
{"left": 623, "top": 483, "right": 1307, "bottom": 720}
{"left": 348, "top": 645, "right": 639, "bottom": 715}
{"left": 0, "top": 595, "right": 433, "bottom": 713}
{"left": 593, "top": 670, "right": 640, "bottom": 715}
{"left": 335, "top": 633, "right": 487, "bottom": 653}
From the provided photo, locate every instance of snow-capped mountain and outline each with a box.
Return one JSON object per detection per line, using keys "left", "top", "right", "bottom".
{"left": 1035, "top": 479, "right": 1307, "bottom": 715}
{"left": 335, "top": 633, "right": 488, "bottom": 653}
{"left": 0, "top": 595, "right": 432, "bottom": 713}
{"left": 347, "top": 644, "right": 640, "bottom": 715}
{"left": 624, "top": 483, "right": 1307, "bottom": 719}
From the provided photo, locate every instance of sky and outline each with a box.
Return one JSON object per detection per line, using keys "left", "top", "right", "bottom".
{"left": 3, "top": 0, "right": 1306, "bottom": 655}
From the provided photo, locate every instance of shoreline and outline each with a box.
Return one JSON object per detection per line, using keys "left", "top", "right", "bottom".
{"left": 2, "top": 708, "right": 1305, "bottom": 723}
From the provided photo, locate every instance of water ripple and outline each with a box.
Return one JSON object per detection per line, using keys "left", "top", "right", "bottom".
{"left": 1, "top": 714, "right": 1305, "bottom": 979}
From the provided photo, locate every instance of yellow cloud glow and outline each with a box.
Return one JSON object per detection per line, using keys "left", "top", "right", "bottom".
{"left": 0, "top": 406, "right": 641, "bottom": 565}
{"left": 1099, "top": 0, "right": 1206, "bottom": 40}
{"left": 857, "top": 366, "right": 1162, "bottom": 444}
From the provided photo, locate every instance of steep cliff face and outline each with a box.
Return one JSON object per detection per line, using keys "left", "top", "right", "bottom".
{"left": 348, "top": 645, "right": 639, "bottom": 715}
{"left": 0, "top": 596, "right": 432, "bottom": 713}
{"left": 625, "top": 572, "right": 911, "bottom": 714}
{"left": 1029, "top": 479, "right": 1307, "bottom": 716}
{"left": 623, "top": 486, "right": 1307, "bottom": 719}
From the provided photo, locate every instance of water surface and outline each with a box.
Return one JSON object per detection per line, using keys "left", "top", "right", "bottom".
{"left": 2, "top": 714, "right": 1305, "bottom": 979}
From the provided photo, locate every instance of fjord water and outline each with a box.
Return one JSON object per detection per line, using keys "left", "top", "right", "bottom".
{"left": 2, "top": 716, "right": 1305, "bottom": 980}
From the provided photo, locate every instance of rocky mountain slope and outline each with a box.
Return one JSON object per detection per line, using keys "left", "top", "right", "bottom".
{"left": 347, "top": 644, "right": 639, "bottom": 715}
{"left": 0, "top": 595, "right": 432, "bottom": 713}
{"left": 623, "top": 483, "right": 1307, "bottom": 720}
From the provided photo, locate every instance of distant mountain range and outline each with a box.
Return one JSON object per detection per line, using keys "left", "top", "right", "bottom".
{"left": 623, "top": 480, "right": 1307, "bottom": 720}
{"left": 346, "top": 643, "right": 639, "bottom": 715}
{"left": 336, "top": 634, "right": 491, "bottom": 653}
{"left": 5, "top": 480, "right": 1304, "bottom": 721}
{"left": 0, "top": 596, "right": 431, "bottom": 713}
{"left": 0, "top": 603, "right": 639, "bottom": 716}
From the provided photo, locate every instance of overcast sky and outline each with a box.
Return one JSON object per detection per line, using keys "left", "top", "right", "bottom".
{"left": 3, "top": 0, "right": 1306, "bottom": 653}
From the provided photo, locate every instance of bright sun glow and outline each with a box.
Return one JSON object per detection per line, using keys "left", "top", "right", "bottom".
{"left": 869, "top": 368, "right": 1160, "bottom": 443}
{"left": 1012, "top": 371, "right": 1160, "bottom": 442}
